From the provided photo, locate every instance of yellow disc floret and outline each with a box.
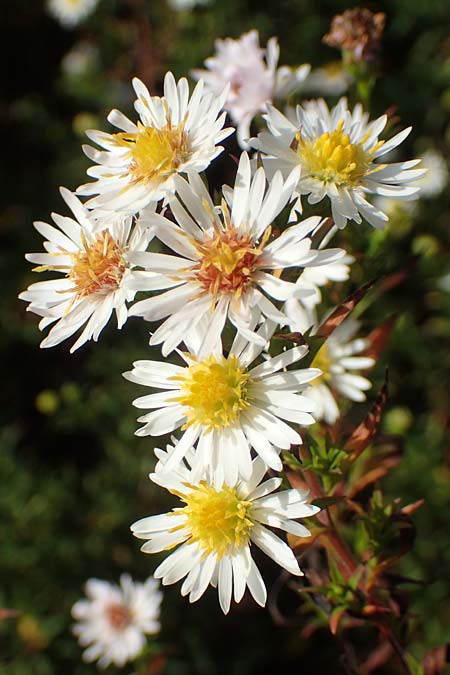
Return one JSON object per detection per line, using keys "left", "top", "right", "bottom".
{"left": 70, "top": 231, "right": 126, "bottom": 298}
{"left": 114, "top": 120, "right": 189, "bottom": 184}
{"left": 173, "top": 355, "right": 250, "bottom": 430}
{"left": 297, "top": 119, "right": 376, "bottom": 187}
{"left": 311, "top": 343, "right": 332, "bottom": 384}
{"left": 34, "top": 230, "right": 126, "bottom": 299}
{"left": 180, "top": 482, "right": 254, "bottom": 557}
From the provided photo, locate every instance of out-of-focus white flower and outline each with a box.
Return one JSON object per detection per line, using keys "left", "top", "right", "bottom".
{"left": 302, "top": 61, "right": 353, "bottom": 97}
{"left": 61, "top": 41, "right": 98, "bottom": 76}
{"left": 372, "top": 194, "right": 417, "bottom": 221}
{"left": 168, "top": 0, "right": 212, "bottom": 10}
{"left": 439, "top": 272, "right": 450, "bottom": 293}
{"left": 131, "top": 452, "right": 319, "bottom": 614}
{"left": 306, "top": 319, "right": 375, "bottom": 424}
{"left": 412, "top": 149, "right": 448, "bottom": 198}
{"left": 129, "top": 152, "right": 344, "bottom": 355}
{"left": 191, "top": 30, "right": 310, "bottom": 148}
{"left": 123, "top": 322, "right": 320, "bottom": 484}
{"left": 77, "top": 72, "right": 232, "bottom": 214}
{"left": 252, "top": 97, "right": 425, "bottom": 229}
{"left": 72, "top": 574, "right": 162, "bottom": 668}
{"left": 47, "top": 0, "right": 99, "bottom": 28}
{"left": 19, "top": 189, "right": 153, "bottom": 352}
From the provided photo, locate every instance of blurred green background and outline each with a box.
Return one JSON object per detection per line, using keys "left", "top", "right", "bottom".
{"left": 1, "top": 0, "right": 450, "bottom": 673}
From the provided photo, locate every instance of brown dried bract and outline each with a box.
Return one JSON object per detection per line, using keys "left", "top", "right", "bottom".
{"left": 323, "top": 8, "right": 386, "bottom": 63}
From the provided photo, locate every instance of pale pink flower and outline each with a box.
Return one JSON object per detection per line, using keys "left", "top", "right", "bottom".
{"left": 192, "top": 30, "right": 310, "bottom": 148}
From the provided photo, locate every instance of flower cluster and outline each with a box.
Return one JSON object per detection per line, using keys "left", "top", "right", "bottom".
{"left": 21, "top": 27, "right": 424, "bottom": 667}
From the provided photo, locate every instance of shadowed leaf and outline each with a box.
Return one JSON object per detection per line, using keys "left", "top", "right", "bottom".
{"left": 345, "top": 372, "right": 389, "bottom": 459}
{"left": 317, "top": 280, "right": 375, "bottom": 339}
{"left": 313, "top": 496, "right": 346, "bottom": 509}
{"left": 274, "top": 331, "right": 306, "bottom": 345}
{"left": 365, "top": 318, "right": 396, "bottom": 360}
{"left": 348, "top": 452, "right": 400, "bottom": 497}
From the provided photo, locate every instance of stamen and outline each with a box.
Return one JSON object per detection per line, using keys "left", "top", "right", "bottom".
{"left": 69, "top": 231, "right": 126, "bottom": 298}
{"left": 298, "top": 120, "right": 376, "bottom": 187}
{"left": 114, "top": 120, "right": 189, "bottom": 184}
{"left": 193, "top": 226, "right": 268, "bottom": 301}
{"left": 34, "top": 230, "right": 126, "bottom": 300}
{"left": 177, "top": 482, "right": 254, "bottom": 558}
{"left": 173, "top": 355, "right": 250, "bottom": 431}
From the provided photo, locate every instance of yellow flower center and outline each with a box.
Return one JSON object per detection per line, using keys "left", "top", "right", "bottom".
{"left": 114, "top": 120, "right": 189, "bottom": 184}
{"left": 297, "top": 119, "right": 378, "bottom": 187}
{"left": 193, "top": 225, "right": 269, "bottom": 301}
{"left": 173, "top": 355, "right": 250, "bottom": 430}
{"left": 70, "top": 231, "right": 126, "bottom": 298}
{"left": 311, "top": 343, "right": 332, "bottom": 384}
{"left": 180, "top": 482, "right": 254, "bottom": 557}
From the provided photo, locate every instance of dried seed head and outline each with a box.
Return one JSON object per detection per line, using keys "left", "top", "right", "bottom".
{"left": 323, "top": 8, "right": 386, "bottom": 63}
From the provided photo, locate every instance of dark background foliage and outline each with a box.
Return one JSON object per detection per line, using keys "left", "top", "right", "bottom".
{"left": 1, "top": 0, "right": 449, "bottom": 673}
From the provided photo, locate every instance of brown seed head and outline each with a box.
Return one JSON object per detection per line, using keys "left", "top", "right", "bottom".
{"left": 323, "top": 8, "right": 386, "bottom": 63}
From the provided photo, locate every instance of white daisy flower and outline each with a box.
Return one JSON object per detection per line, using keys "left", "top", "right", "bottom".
{"left": 47, "top": 0, "right": 99, "bottom": 28}
{"left": 284, "top": 254, "right": 354, "bottom": 333}
{"left": 252, "top": 97, "right": 425, "bottom": 229}
{"left": 131, "top": 453, "right": 319, "bottom": 614}
{"left": 129, "top": 152, "right": 345, "bottom": 356}
{"left": 19, "top": 188, "right": 153, "bottom": 352}
{"left": 307, "top": 319, "right": 375, "bottom": 424}
{"left": 123, "top": 321, "right": 320, "bottom": 483}
{"left": 72, "top": 574, "right": 162, "bottom": 668}
{"left": 77, "top": 72, "right": 233, "bottom": 214}
{"left": 191, "top": 30, "right": 310, "bottom": 148}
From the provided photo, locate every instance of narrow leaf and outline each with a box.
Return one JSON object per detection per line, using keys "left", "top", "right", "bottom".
{"left": 365, "top": 317, "right": 396, "bottom": 361}
{"left": 345, "top": 371, "right": 389, "bottom": 459}
{"left": 317, "top": 280, "right": 375, "bottom": 339}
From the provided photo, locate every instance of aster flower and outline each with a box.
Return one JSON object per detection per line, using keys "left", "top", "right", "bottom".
{"left": 77, "top": 72, "right": 232, "bottom": 214}
{"left": 306, "top": 319, "right": 375, "bottom": 424}
{"left": 72, "top": 574, "right": 162, "bottom": 668}
{"left": 131, "top": 453, "right": 319, "bottom": 614}
{"left": 191, "top": 30, "right": 310, "bottom": 148}
{"left": 123, "top": 321, "right": 320, "bottom": 483}
{"left": 129, "top": 152, "right": 345, "bottom": 356}
{"left": 19, "top": 189, "right": 153, "bottom": 352}
{"left": 47, "top": 0, "right": 99, "bottom": 27}
{"left": 252, "top": 98, "right": 425, "bottom": 229}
